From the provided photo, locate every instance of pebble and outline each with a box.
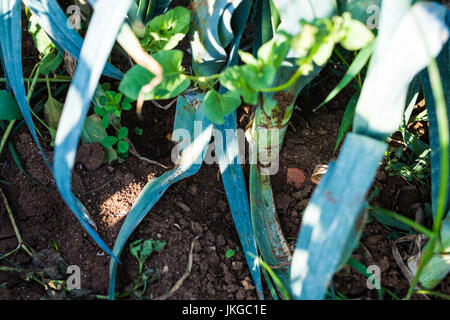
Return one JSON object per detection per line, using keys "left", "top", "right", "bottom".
{"left": 287, "top": 168, "right": 306, "bottom": 189}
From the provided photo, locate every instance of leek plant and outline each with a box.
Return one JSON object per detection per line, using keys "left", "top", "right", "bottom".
{"left": 0, "top": 0, "right": 449, "bottom": 300}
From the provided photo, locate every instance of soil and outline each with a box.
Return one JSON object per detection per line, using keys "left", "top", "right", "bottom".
{"left": 0, "top": 2, "right": 449, "bottom": 301}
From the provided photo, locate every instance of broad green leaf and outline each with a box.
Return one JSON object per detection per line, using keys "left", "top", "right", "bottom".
{"left": 119, "top": 50, "right": 191, "bottom": 100}
{"left": 28, "top": 14, "right": 53, "bottom": 55}
{"left": 39, "top": 52, "right": 63, "bottom": 75}
{"left": 219, "top": 66, "right": 258, "bottom": 105}
{"left": 81, "top": 114, "right": 118, "bottom": 163}
{"left": 204, "top": 89, "right": 241, "bottom": 124}
{"left": 0, "top": 90, "right": 23, "bottom": 120}
{"left": 340, "top": 18, "right": 375, "bottom": 51}
{"left": 44, "top": 96, "right": 63, "bottom": 130}
{"left": 144, "top": 6, "right": 190, "bottom": 52}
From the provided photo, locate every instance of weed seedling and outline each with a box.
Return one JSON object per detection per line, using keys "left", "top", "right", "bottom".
{"left": 129, "top": 238, "right": 166, "bottom": 297}
{"left": 94, "top": 91, "right": 133, "bottom": 156}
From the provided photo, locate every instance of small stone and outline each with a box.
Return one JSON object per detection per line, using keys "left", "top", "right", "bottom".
{"left": 287, "top": 168, "right": 306, "bottom": 189}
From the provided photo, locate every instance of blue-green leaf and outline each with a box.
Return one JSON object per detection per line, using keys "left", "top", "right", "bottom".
{"left": 53, "top": 0, "right": 132, "bottom": 260}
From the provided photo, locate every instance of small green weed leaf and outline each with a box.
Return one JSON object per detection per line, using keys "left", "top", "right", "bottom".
{"left": 94, "top": 105, "right": 106, "bottom": 117}
{"left": 40, "top": 52, "right": 63, "bottom": 75}
{"left": 117, "top": 127, "right": 129, "bottom": 140}
{"left": 119, "top": 50, "right": 190, "bottom": 100}
{"left": 226, "top": 249, "right": 235, "bottom": 259}
{"left": 0, "top": 90, "right": 23, "bottom": 120}
{"left": 121, "top": 101, "right": 132, "bottom": 110}
{"left": 204, "top": 89, "right": 241, "bottom": 124}
{"left": 44, "top": 96, "right": 63, "bottom": 130}
{"left": 117, "top": 140, "right": 129, "bottom": 153}
{"left": 144, "top": 6, "right": 190, "bottom": 52}
{"left": 134, "top": 126, "right": 143, "bottom": 135}
{"left": 102, "top": 135, "right": 118, "bottom": 148}
{"left": 81, "top": 114, "right": 117, "bottom": 163}
{"left": 130, "top": 239, "right": 166, "bottom": 262}
{"left": 152, "top": 240, "right": 166, "bottom": 253}
{"left": 340, "top": 18, "right": 375, "bottom": 51}
{"left": 130, "top": 239, "right": 143, "bottom": 260}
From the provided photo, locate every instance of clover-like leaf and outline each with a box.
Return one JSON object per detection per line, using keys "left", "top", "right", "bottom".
{"left": 102, "top": 135, "right": 118, "bottom": 148}
{"left": 117, "top": 127, "right": 128, "bottom": 140}
{"left": 117, "top": 140, "right": 129, "bottom": 154}
{"left": 81, "top": 114, "right": 117, "bottom": 164}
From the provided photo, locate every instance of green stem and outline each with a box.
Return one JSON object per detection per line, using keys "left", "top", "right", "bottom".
{"left": 406, "top": 60, "right": 449, "bottom": 299}
{"left": 0, "top": 187, "right": 33, "bottom": 257}
{"left": 354, "top": 51, "right": 363, "bottom": 89}
{"left": 183, "top": 73, "right": 220, "bottom": 83}
{"left": 0, "top": 245, "right": 20, "bottom": 261}
{"left": 0, "top": 76, "right": 72, "bottom": 83}
{"left": 45, "top": 75, "right": 53, "bottom": 99}
{"left": 260, "top": 67, "right": 303, "bottom": 93}
{"left": 0, "top": 120, "right": 16, "bottom": 155}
